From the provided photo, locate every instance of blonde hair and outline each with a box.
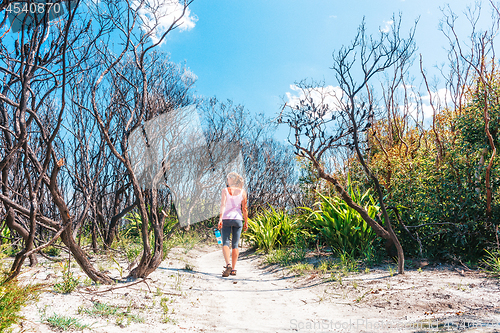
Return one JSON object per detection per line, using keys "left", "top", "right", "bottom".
{"left": 227, "top": 172, "right": 244, "bottom": 188}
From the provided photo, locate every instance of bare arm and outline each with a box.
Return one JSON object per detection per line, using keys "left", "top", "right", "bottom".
{"left": 218, "top": 189, "right": 227, "bottom": 229}
{"left": 242, "top": 190, "right": 248, "bottom": 232}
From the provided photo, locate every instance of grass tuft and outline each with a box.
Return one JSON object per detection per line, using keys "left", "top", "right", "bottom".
{"left": 0, "top": 275, "right": 45, "bottom": 332}
{"left": 42, "top": 312, "right": 90, "bottom": 331}
{"left": 78, "top": 301, "right": 144, "bottom": 326}
{"left": 53, "top": 265, "right": 79, "bottom": 294}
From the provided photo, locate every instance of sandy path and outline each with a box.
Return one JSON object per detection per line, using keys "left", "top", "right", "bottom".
{"left": 181, "top": 249, "right": 351, "bottom": 332}
{"left": 161, "top": 247, "right": 500, "bottom": 333}
{"left": 14, "top": 244, "right": 500, "bottom": 333}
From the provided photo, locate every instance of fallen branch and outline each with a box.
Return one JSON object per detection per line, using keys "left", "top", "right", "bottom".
{"left": 82, "top": 278, "right": 151, "bottom": 294}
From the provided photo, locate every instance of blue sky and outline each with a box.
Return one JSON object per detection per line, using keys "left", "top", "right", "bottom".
{"left": 160, "top": 0, "right": 490, "bottom": 138}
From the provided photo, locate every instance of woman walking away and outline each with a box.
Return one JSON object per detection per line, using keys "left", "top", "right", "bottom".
{"left": 218, "top": 172, "right": 248, "bottom": 277}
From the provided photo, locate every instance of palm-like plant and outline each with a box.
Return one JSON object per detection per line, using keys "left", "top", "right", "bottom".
{"left": 245, "top": 206, "right": 304, "bottom": 252}
{"left": 302, "top": 176, "right": 379, "bottom": 256}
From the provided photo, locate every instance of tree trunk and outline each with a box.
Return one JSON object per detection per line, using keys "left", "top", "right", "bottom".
{"left": 4, "top": 208, "right": 38, "bottom": 266}
{"left": 105, "top": 201, "right": 136, "bottom": 248}
{"left": 60, "top": 225, "right": 114, "bottom": 284}
{"left": 127, "top": 190, "right": 165, "bottom": 279}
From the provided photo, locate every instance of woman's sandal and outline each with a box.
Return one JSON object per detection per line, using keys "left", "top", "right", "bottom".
{"left": 222, "top": 264, "right": 232, "bottom": 277}
{"left": 230, "top": 269, "right": 237, "bottom": 276}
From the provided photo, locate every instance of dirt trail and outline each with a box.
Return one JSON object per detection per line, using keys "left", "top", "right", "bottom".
{"left": 14, "top": 244, "right": 500, "bottom": 333}
{"left": 181, "top": 249, "right": 350, "bottom": 332}
{"left": 162, "top": 247, "right": 500, "bottom": 333}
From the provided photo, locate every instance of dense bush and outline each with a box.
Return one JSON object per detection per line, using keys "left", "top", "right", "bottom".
{"left": 356, "top": 80, "right": 500, "bottom": 262}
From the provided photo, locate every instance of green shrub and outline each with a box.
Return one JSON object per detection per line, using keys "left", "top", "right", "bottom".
{"left": 53, "top": 268, "right": 79, "bottom": 294}
{"left": 302, "top": 177, "right": 378, "bottom": 257}
{"left": 0, "top": 276, "right": 44, "bottom": 331}
{"left": 245, "top": 206, "right": 306, "bottom": 253}
{"left": 482, "top": 249, "right": 500, "bottom": 278}
{"left": 42, "top": 245, "right": 61, "bottom": 257}
{"left": 0, "top": 244, "right": 17, "bottom": 258}
{"left": 42, "top": 313, "right": 90, "bottom": 331}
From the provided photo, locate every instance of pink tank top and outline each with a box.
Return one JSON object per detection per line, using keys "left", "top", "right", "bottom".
{"left": 222, "top": 188, "right": 243, "bottom": 220}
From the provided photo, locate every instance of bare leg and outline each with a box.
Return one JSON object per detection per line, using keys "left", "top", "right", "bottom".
{"left": 222, "top": 245, "right": 231, "bottom": 266}
{"left": 231, "top": 248, "right": 239, "bottom": 269}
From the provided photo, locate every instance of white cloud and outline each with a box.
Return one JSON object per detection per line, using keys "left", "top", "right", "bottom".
{"left": 399, "top": 86, "right": 454, "bottom": 121}
{"left": 380, "top": 20, "right": 394, "bottom": 33}
{"left": 133, "top": 0, "right": 197, "bottom": 44}
{"left": 285, "top": 84, "right": 345, "bottom": 113}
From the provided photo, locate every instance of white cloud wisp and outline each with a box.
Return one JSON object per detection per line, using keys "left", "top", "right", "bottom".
{"left": 133, "top": 0, "right": 197, "bottom": 44}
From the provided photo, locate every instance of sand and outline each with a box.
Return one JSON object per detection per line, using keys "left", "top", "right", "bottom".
{"left": 9, "top": 244, "right": 500, "bottom": 333}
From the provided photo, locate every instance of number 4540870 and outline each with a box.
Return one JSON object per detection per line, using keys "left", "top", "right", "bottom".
{"left": 6, "top": 2, "right": 62, "bottom": 15}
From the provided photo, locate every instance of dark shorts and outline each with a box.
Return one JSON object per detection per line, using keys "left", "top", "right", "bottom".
{"left": 221, "top": 219, "right": 243, "bottom": 249}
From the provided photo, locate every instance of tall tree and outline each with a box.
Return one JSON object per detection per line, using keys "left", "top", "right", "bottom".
{"left": 281, "top": 15, "right": 417, "bottom": 273}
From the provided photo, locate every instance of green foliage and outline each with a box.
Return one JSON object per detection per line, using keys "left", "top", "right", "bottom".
{"left": 42, "top": 312, "right": 90, "bottom": 331}
{"left": 0, "top": 244, "right": 17, "bottom": 258}
{"left": 290, "top": 262, "right": 314, "bottom": 275}
{"left": 0, "top": 276, "right": 44, "bottom": 331}
{"left": 160, "top": 297, "right": 175, "bottom": 323}
{"left": 122, "top": 207, "right": 179, "bottom": 261}
{"left": 42, "top": 245, "right": 61, "bottom": 257}
{"left": 302, "top": 178, "right": 378, "bottom": 257}
{"left": 173, "top": 230, "right": 200, "bottom": 254}
{"left": 0, "top": 226, "right": 11, "bottom": 245}
{"left": 126, "top": 243, "right": 143, "bottom": 264}
{"left": 53, "top": 265, "right": 80, "bottom": 294}
{"left": 264, "top": 239, "right": 307, "bottom": 266}
{"left": 336, "top": 251, "right": 359, "bottom": 275}
{"left": 78, "top": 301, "right": 144, "bottom": 326}
{"left": 358, "top": 80, "right": 500, "bottom": 261}
{"left": 123, "top": 210, "right": 143, "bottom": 239}
{"left": 482, "top": 249, "right": 500, "bottom": 278}
{"left": 245, "top": 206, "right": 306, "bottom": 253}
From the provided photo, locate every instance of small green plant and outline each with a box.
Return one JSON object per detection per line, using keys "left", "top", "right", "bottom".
{"left": 78, "top": 301, "right": 144, "bottom": 326}
{"left": 155, "top": 287, "right": 163, "bottom": 297}
{"left": 0, "top": 244, "right": 17, "bottom": 258}
{"left": 354, "top": 289, "right": 372, "bottom": 303}
{"left": 0, "top": 276, "right": 44, "bottom": 332}
{"left": 417, "top": 267, "right": 423, "bottom": 273}
{"left": 111, "top": 257, "right": 124, "bottom": 278}
{"left": 265, "top": 248, "right": 304, "bottom": 266}
{"left": 457, "top": 280, "right": 467, "bottom": 291}
{"left": 482, "top": 249, "right": 500, "bottom": 278}
{"left": 318, "top": 261, "right": 329, "bottom": 273}
{"left": 173, "top": 230, "right": 200, "bottom": 254}
{"left": 81, "top": 278, "right": 93, "bottom": 287}
{"left": 290, "top": 263, "right": 313, "bottom": 276}
{"left": 53, "top": 265, "right": 79, "bottom": 294}
{"left": 42, "top": 245, "right": 61, "bottom": 257}
{"left": 42, "top": 313, "right": 90, "bottom": 331}
{"left": 171, "top": 272, "right": 183, "bottom": 291}
{"left": 338, "top": 251, "right": 358, "bottom": 275}
{"left": 160, "top": 297, "right": 175, "bottom": 323}
{"left": 388, "top": 266, "right": 395, "bottom": 277}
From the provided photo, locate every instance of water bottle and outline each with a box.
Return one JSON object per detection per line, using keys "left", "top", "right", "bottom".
{"left": 214, "top": 229, "right": 222, "bottom": 245}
